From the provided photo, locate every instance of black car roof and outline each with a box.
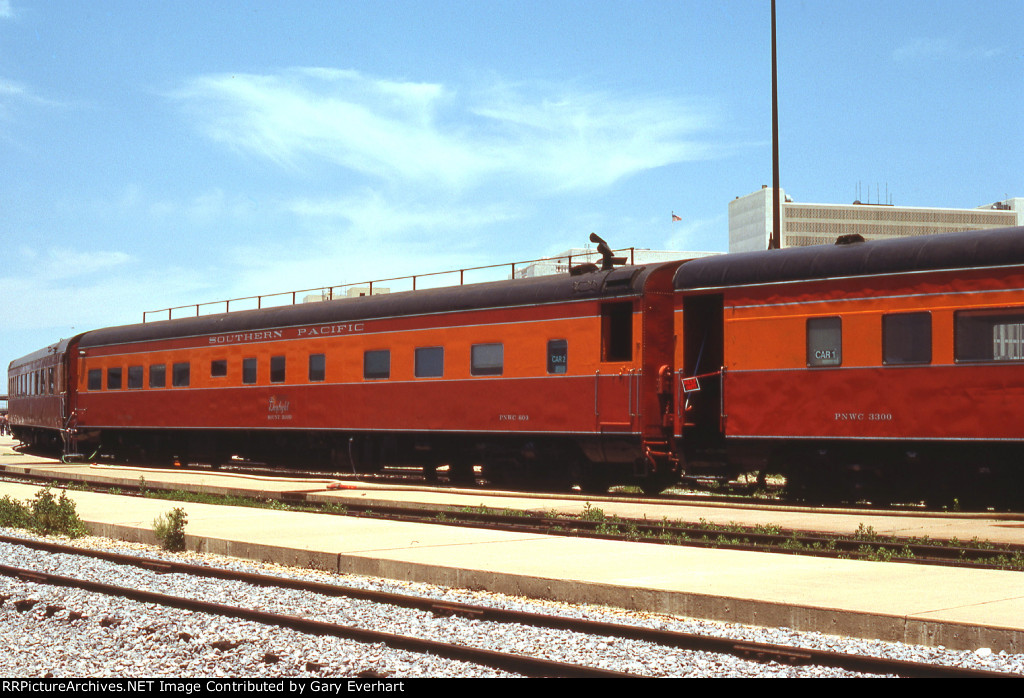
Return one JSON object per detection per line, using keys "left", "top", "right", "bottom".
{"left": 674, "top": 225, "right": 1024, "bottom": 291}
{"left": 9, "top": 337, "right": 77, "bottom": 371}
{"left": 79, "top": 262, "right": 673, "bottom": 349}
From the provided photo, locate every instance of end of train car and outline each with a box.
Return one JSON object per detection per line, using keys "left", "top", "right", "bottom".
{"left": 7, "top": 337, "right": 80, "bottom": 453}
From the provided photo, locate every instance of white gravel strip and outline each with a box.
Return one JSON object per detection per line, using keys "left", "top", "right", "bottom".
{"left": 0, "top": 529, "right": 1021, "bottom": 678}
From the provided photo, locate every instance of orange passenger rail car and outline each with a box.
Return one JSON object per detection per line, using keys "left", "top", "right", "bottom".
{"left": 673, "top": 225, "right": 1024, "bottom": 505}
{"left": 10, "top": 258, "right": 685, "bottom": 492}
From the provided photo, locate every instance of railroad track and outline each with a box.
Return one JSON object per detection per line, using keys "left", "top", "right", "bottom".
{"left": 0, "top": 566, "right": 625, "bottom": 678}
{"left": 9, "top": 443, "right": 1015, "bottom": 513}
{"left": 0, "top": 534, "right": 1016, "bottom": 678}
{"left": 3, "top": 462, "right": 1023, "bottom": 571}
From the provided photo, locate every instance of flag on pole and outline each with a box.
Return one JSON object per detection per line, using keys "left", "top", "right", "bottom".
{"left": 671, "top": 212, "right": 682, "bottom": 222}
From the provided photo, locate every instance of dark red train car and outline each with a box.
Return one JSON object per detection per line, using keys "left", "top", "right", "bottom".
{"left": 7, "top": 337, "right": 80, "bottom": 452}
{"left": 15, "top": 259, "right": 684, "bottom": 491}
{"left": 672, "top": 225, "right": 1024, "bottom": 503}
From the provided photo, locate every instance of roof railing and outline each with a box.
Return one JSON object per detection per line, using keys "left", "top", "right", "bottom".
{"left": 142, "top": 247, "right": 637, "bottom": 322}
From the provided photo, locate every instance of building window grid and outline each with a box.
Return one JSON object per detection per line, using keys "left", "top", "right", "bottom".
{"left": 780, "top": 205, "right": 1016, "bottom": 247}
{"left": 787, "top": 206, "right": 1013, "bottom": 226}
{"left": 993, "top": 323, "right": 1024, "bottom": 361}
{"left": 786, "top": 222, "right": 1012, "bottom": 236}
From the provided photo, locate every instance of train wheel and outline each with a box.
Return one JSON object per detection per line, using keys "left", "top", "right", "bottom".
{"left": 784, "top": 466, "right": 843, "bottom": 504}
{"left": 576, "top": 464, "right": 610, "bottom": 495}
{"left": 925, "top": 465, "right": 995, "bottom": 511}
{"left": 532, "top": 462, "right": 572, "bottom": 493}
{"left": 640, "top": 473, "right": 675, "bottom": 496}
{"left": 446, "top": 457, "right": 476, "bottom": 486}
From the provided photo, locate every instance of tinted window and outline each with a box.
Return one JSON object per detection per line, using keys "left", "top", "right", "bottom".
{"left": 471, "top": 343, "right": 503, "bottom": 376}
{"left": 364, "top": 350, "right": 390, "bottom": 379}
{"left": 128, "top": 365, "right": 144, "bottom": 389}
{"left": 309, "top": 354, "right": 326, "bottom": 382}
{"left": 106, "top": 368, "right": 122, "bottom": 390}
{"left": 956, "top": 309, "right": 1024, "bottom": 362}
{"left": 211, "top": 359, "right": 228, "bottom": 377}
{"left": 415, "top": 347, "right": 444, "bottom": 378}
{"left": 172, "top": 362, "right": 190, "bottom": 387}
{"left": 88, "top": 369, "right": 102, "bottom": 391}
{"left": 270, "top": 356, "right": 286, "bottom": 383}
{"left": 243, "top": 357, "right": 257, "bottom": 384}
{"left": 883, "top": 313, "right": 931, "bottom": 365}
{"left": 547, "top": 339, "right": 568, "bottom": 374}
{"left": 807, "top": 317, "right": 841, "bottom": 367}
{"left": 149, "top": 364, "right": 166, "bottom": 388}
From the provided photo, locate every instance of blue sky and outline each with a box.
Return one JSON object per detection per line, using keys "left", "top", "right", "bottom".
{"left": 2, "top": 0, "right": 1022, "bottom": 369}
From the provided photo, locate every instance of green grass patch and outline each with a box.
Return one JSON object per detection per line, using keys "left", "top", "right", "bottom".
{"left": 0, "top": 486, "right": 88, "bottom": 538}
{"left": 153, "top": 507, "right": 188, "bottom": 551}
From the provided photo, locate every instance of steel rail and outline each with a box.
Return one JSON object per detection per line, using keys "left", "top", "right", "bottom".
{"left": 0, "top": 534, "right": 1015, "bottom": 678}
{"left": 4, "top": 457, "right": 1024, "bottom": 572}
{"left": 3, "top": 462, "right": 1023, "bottom": 571}
{"left": 0, "top": 558, "right": 635, "bottom": 679}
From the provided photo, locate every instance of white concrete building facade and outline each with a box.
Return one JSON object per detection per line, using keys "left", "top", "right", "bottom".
{"left": 729, "top": 186, "right": 1024, "bottom": 253}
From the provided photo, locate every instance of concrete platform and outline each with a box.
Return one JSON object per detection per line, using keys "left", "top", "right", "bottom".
{"left": 2, "top": 442, "right": 1024, "bottom": 654}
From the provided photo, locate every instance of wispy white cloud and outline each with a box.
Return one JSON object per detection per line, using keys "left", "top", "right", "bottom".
{"left": 0, "top": 76, "right": 70, "bottom": 107}
{"left": 0, "top": 77, "right": 28, "bottom": 122}
{"left": 893, "top": 37, "right": 1007, "bottom": 62}
{"left": 13, "top": 246, "right": 132, "bottom": 280}
{"left": 0, "top": 74, "right": 73, "bottom": 135}
{"left": 45, "top": 183, "right": 522, "bottom": 309}
{"left": 0, "top": 78, "right": 25, "bottom": 96}
{"left": 0, "top": 246, "right": 212, "bottom": 331}
{"left": 893, "top": 37, "right": 953, "bottom": 62}
{"left": 98, "top": 183, "right": 262, "bottom": 227}
{"left": 227, "top": 190, "right": 520, "bottom": 293}
{"left": 0, "top": 1, "right": 12, "bottom": 20}
{"left": 469, "top": 83, "right": 715, "bottom": 191}
{"left": 286, "top": 189, "right": 520, "bottom": 236}
{"left": 171, "top": 68, "right": 718, "bottom": 193}
{"left": 173, "top": 69, "right": 489, "bottom": 187}
{"left": 218, "top": 230, "right": 502, "bottom": 304}
{"left": 665, "top": 214, "right": 727, "bottom": 252}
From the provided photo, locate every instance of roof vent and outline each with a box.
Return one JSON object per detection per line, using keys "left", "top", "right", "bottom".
{"left": 590, "top": 233, "right": 627, "bottom": 270}
{"left": 568, "top": 233, "right": 627, "bottom": 275}
{"left": 569, "top": 263, "right": 599, "bottom": 276}
{"left": 835, "top": 233, "right": 866, "bottom": 245}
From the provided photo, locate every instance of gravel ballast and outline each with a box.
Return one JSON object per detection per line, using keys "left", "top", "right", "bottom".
{"left": 0, "top": 530, "right": 1020, "bottom": 678}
